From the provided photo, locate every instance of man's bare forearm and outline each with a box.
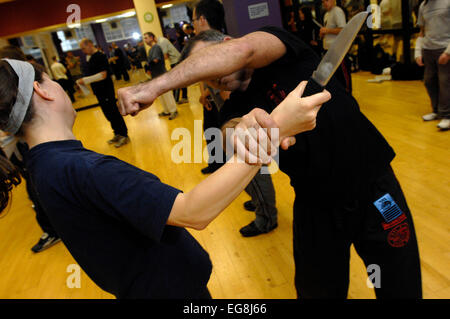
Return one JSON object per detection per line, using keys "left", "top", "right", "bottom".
{"left": 140, "top": 32, "right": 286, "bottom": 96}
{"left": 150, "top": 39, "right": 253, "bottom": 94}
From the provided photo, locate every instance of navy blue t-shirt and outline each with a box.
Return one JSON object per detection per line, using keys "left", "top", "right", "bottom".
{"left": 25, "top": 140, "right": 212, "bottom": 298}
{"left": 219, "top": 26, "right": 396, "bottom": 206}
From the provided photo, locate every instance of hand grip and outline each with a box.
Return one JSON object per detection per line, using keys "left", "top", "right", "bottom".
{"left": 302, "top": 78, "right": 324, "bottom": 97}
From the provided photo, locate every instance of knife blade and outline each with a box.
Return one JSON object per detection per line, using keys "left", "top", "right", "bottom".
{"left": 303, "top": 11, "right": 368, "bottom": 97}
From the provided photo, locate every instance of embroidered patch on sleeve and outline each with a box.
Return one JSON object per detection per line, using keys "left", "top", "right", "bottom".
{"left": 373, "top": 193, "right": 403, "bottom": 223}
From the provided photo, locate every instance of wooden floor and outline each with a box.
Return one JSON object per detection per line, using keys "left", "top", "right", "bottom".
{"left": 0, "top": 70, "right": 448, "bottom": 299}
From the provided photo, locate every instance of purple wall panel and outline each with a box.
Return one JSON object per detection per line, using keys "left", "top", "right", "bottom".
{"left": 224, "top": 0, "right": 283, "bottom": 37}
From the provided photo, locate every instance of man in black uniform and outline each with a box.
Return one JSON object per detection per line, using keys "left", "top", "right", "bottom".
{"left": 79, "top": 38, "right": 129, "bottom": 148}
{"left": 117, "top": 27, "right": 422, "bottom": 299}
{"left": 111, "top": 42, "right": 130, "bottom": 82}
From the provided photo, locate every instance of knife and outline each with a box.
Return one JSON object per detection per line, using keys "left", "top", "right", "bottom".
{"left": 303, "top": 11, "right": 368, "bottom": 97}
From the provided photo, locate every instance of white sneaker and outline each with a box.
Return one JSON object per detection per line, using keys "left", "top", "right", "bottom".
{"left": 437, "top": 119, "right": 450, "bottom": 130}
{"left": 422, "top": 113, "right": 438, "bottom": 121}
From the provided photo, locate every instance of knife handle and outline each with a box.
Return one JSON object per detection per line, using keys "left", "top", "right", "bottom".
{"left": 303, "top": 78, "right": 324, "bottom": 97}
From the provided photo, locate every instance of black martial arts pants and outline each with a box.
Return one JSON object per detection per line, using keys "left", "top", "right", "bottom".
{"left": 292, "top": 166, "right": 422, "bottom": 299}
{"left": 96, "top": 92, "right": 128, "bottom": 137}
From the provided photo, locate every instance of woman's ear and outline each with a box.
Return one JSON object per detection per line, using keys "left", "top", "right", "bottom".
{"left": 33, "top": 81, "right": 55, "bottom": 101}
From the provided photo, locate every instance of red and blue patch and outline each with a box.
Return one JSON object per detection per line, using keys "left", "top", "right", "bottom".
{"left": 374, "top": 193, "right": 410, "bottom": 247}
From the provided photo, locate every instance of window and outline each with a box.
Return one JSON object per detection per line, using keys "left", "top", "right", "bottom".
{"left": 22, "top": 35, "right": 37, "bottom": 48}
{"left": 57, "top": 25, "right": 96, "bottom": 52}
{"left": 101, "top": 17, "right": 141, "bottom": 42}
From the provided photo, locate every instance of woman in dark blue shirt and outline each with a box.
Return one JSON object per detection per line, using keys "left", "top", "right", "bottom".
{"left": 0, "top": 58, "right": 329, "bottom": 298}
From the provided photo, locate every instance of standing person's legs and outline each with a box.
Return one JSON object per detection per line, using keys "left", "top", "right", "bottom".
{"left": 240, "top": 172, "right": 278, "bottom": 237}
{"left": 97, "top": 92, "right": 128, "bottom": 138}
{"left": 13, "top": 143, "right": 61, "bottom": 252}
{"left": 293, "top": 196, "right": 352, "bottom": 298}
{"left": 202, "top": 106, "right": 223, "bottom": 173}
{"left": 170, "top": 63, "right": 180, "bottom": 101}
{"left": 436, "top": 49, "right": 450, "bottom": 122}
{"left": 170, "top": 63, "right": 188, "bottom": 103}
{"left": 159, "top": 91, "right": 178, "bottom": 119}
{"left": 422, "top": 49, "right": 440, "bottom": 116}
{"left": 121, "top": 66, "right": 130, "bottom": 82}
{"left": 181, "top": 87, "right": 188, "bottom": 100}
{"left": 25, "top": 174, "right": 57, "bottom": 237}
{"left": 353, "top": 167, "right": 422, "bottom": 299}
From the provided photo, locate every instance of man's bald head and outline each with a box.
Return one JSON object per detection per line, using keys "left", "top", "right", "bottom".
{"left": 80, "top": 38, "right": 96, "bottom": 55}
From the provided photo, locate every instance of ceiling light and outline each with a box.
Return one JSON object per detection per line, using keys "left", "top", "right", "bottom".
{"left": 120, "top": 11, "right": 136, "bottom": 18}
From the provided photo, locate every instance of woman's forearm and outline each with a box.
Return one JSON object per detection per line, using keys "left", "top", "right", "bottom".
{"left": 168, "top": 155, "right": 261, "bottom": 230}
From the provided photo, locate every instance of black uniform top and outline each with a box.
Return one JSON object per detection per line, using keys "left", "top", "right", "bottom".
{"left": 86, "top": 50, "right": 114, "bottom": 97}
{"left": 25, "top": 140, "right": 212, "bottom": 298}
{"left": 113, "top": 47, "right": 126, "bottom": 67}
{"left": 219, "top": 26, "right": 395, "bottom": 206}
{"left": 147, "top": 44, "right": 167, "bottom": 78}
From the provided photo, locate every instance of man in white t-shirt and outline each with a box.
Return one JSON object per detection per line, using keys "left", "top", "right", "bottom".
{"left": 415, "top": 0, "right": 450, "bottom": 130}
{"left": 51, "top": 56, "right": 75, "bottom": 102}
{"left": 319, "top": 0, "right": 352, "bottom": 93}
{"left": 320, "top": 0, "right": 346, "bottom": 50}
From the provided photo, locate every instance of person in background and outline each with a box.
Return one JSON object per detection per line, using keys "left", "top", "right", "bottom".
{"left": 0, "top": 45, "right": 61, "bottom": 253}
{"left": 110, "top": 42, "right": 130, "bottom": 82}
{"left": 50, "top": 56, "right": 75, "bottom": 103}
{"left": 415, "top": 0, "right": 449, "bottom": 130}
{"left": 136, "top": 40, "right": 148, "bottom": 70}
{"left": 298, "top": 6, "right": 322, "bottom": 55}
{"left": 182, "top": 23, "right": 196, "bottom": 46}
{"left": 287, "top": 11, "right": 298, "bottom": 34}
{"left": 174, "top": 27, "right": 186, "bottom": 52}
{"left": 143, "top": 32, "right": 178, "bottom": 120}
{"left": 189, "top": 0, "right": 279, "bottom": 238}
{"left": 25, "top": 54, "right": 36, "bottom": 63}
{"left": 65, "top": 51, "right": 83, "bottom": 88}
{"left": 192, "top": 0, "right": 228, "bottom": 176}
{"left": 78, "top": 38, "right": 130, "bottom": 147}
{"left": 320, "top": 0, "right": 352, "bottom": 93}
{"left": 144, "top": 32, "right": 188, "bottom": 104}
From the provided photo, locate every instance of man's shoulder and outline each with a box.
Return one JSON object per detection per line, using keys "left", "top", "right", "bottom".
{"left": 332, "top": 6, "right": 346, "bottom": 16}
{"left": 159, "top": 37, "right": 169, "bottom": 44}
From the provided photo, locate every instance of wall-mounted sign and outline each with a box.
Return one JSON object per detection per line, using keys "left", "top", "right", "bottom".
{"left": 144, "top": 12, "right": 154, "bottom": 23}
{"left": 248, "top": 2, "right": 269, "bottom": 20}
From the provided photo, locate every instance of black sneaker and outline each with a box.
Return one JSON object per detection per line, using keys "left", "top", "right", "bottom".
{"left": 31, "top": 233, "right": 61, "bottom": 253}
{"left": 239, "top": 221, "right": 277, "bottom": 237}
{"left": 243, "top": 200, "right": 256, "bottom": 211}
